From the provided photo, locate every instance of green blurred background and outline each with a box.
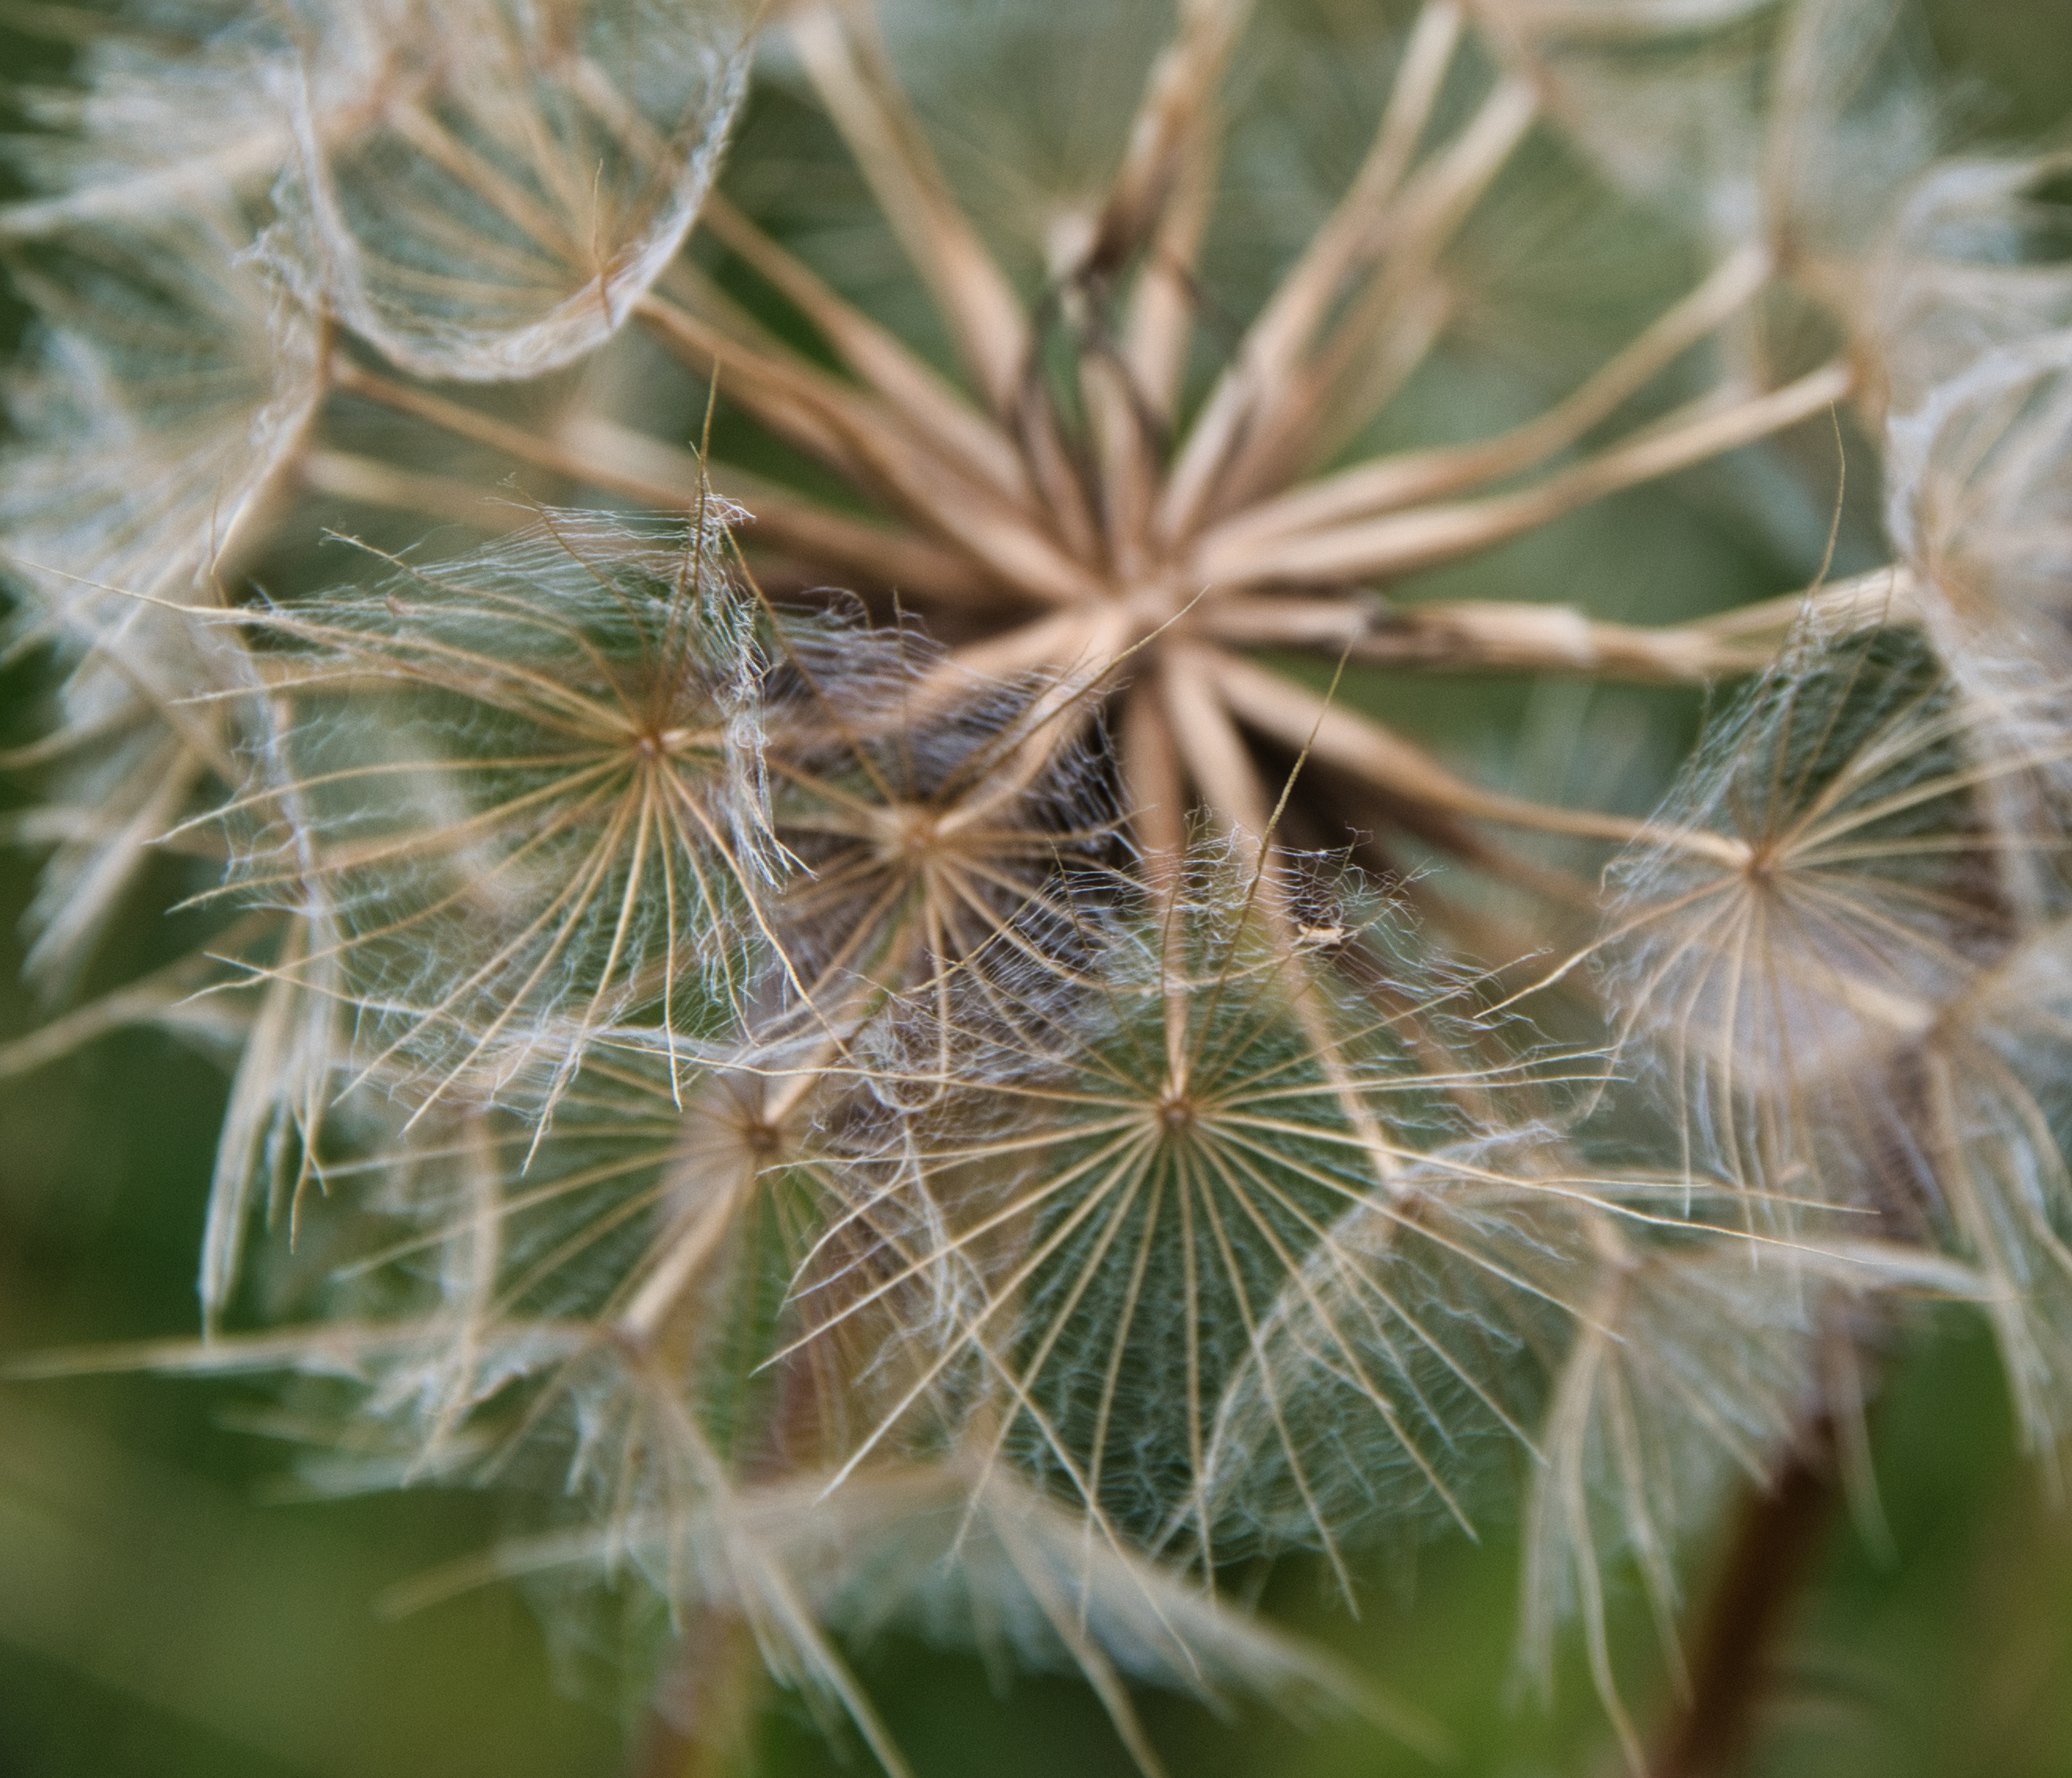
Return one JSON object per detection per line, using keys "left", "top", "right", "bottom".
{"left": 3, "top": 4, "right": 2071, "bottom": 1774}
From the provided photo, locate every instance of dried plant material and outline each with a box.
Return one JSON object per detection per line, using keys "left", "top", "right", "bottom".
{"left": 744, "top": 1458, "right": 1445, "bottom": 1771}
{"left": 802, "top": 842, "right": 1573, "bottom": 1576}
{"left": 197, "top": 924, "right": 352, "bottom": 1330}
{"left": 200, "top": 509, "right": 785, "bottom": 1109}
{"left": 1516, "top": 1232, "right": 1970, "bottom": 1764}
{"left": 1904, "top": 925, "right": 2072, "bottom": 1446}
{"left": 4, "top": 0, "right": 2071, "bottom": 1771}
{"left": 1890, "top": 332, "right": 2072, "bottom": 662}
{"left": 0, "top": 212, "right": 324, "bottom": 986}
{"left": 0, "top": 5, "right": 377, "bottom": 241}
{"left": 1198, "top": 1130, "right": 1577, "bottom": 1558}
{"left": 1599, "top": 622, "right": 2066, "bottom": 1199}
{"left": 276, "top": 0, "right": 753, "bottom": 380}
{"left": 1863, "top": 156, "right": 2072, "bottom": 422}
{"left": 766, "top": 637, "right": 1121, "bottom": 1044}
{"left": 604, "top": 0, "right": 1868, "bottom": 925}
{"left": 2, "top": 224, "right": 323, "bottom": 614}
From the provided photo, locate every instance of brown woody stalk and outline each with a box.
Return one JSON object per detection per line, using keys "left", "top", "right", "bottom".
{"left": 1647, "top": 1423, "right": 1839, "bottom": 1778}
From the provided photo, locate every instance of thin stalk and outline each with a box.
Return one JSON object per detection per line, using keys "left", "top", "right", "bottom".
{"left": 788, "top": 1, "right": 1031, "bottom": 417}
{"left": 630, "top": 1607, "right": 770, "bottom": 1778}
{"left": 1647, "top": 1421, "right": 1838, "bottom": 1778}
{"left": 1194, "top": 362, "right": 1854, "bottom": 586}
{"left": 1201, "top": 593, "right": 1782, "bottom": 683}
{"left": 1206, "top": 242, "right": 1773, "bottom": 550}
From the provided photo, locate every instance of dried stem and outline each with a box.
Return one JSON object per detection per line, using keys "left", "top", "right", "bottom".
{"left": 1647, "top": 1420, "right": 1838, "bottom": 1778}
{"left": 630, "top": 1608, "right": 770, "bottom": 1778}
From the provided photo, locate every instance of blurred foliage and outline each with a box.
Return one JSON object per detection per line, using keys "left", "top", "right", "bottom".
{"left": 2, "top": 2, "right": 2070, "bottom": 1775}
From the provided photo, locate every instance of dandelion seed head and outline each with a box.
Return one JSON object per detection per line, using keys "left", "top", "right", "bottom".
{"left": 211, "top": 507, "right": 794, "bottom": 1105}
{"left": 1832, "top": 917, "right": 2072, "bottom": 1444}
{"left": 261, "top": 0, "right": 754, "bottom": 380}
{"left": 810, "top": 838, "right": 1574, "bottom": 1564}
{"left": 1601, "top": 622, "right": 2036, "bottom": 1189}
{"left": 1888, "top": 332, "right": 2072, "bottom": 665}
{"left": 10, "top": 0, "right": 2072, "bottom": 1763}
{"left": 765, "top": 637, "right": 1122, "bottom": 1041}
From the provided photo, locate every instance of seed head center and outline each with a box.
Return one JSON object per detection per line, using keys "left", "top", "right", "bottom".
{"left": 875, "top": 806, "right": 942, "bottom": 864}
{"left": 1120, "top": 579, "right": 1193, "bottom": 635}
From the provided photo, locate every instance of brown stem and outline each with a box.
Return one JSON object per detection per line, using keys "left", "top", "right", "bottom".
{"left": 630, "top": 1607, "right": 770, "bottom": 1778}
{"left": 1648, "top": 1421, "right": 1837, "bottom": 1778}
